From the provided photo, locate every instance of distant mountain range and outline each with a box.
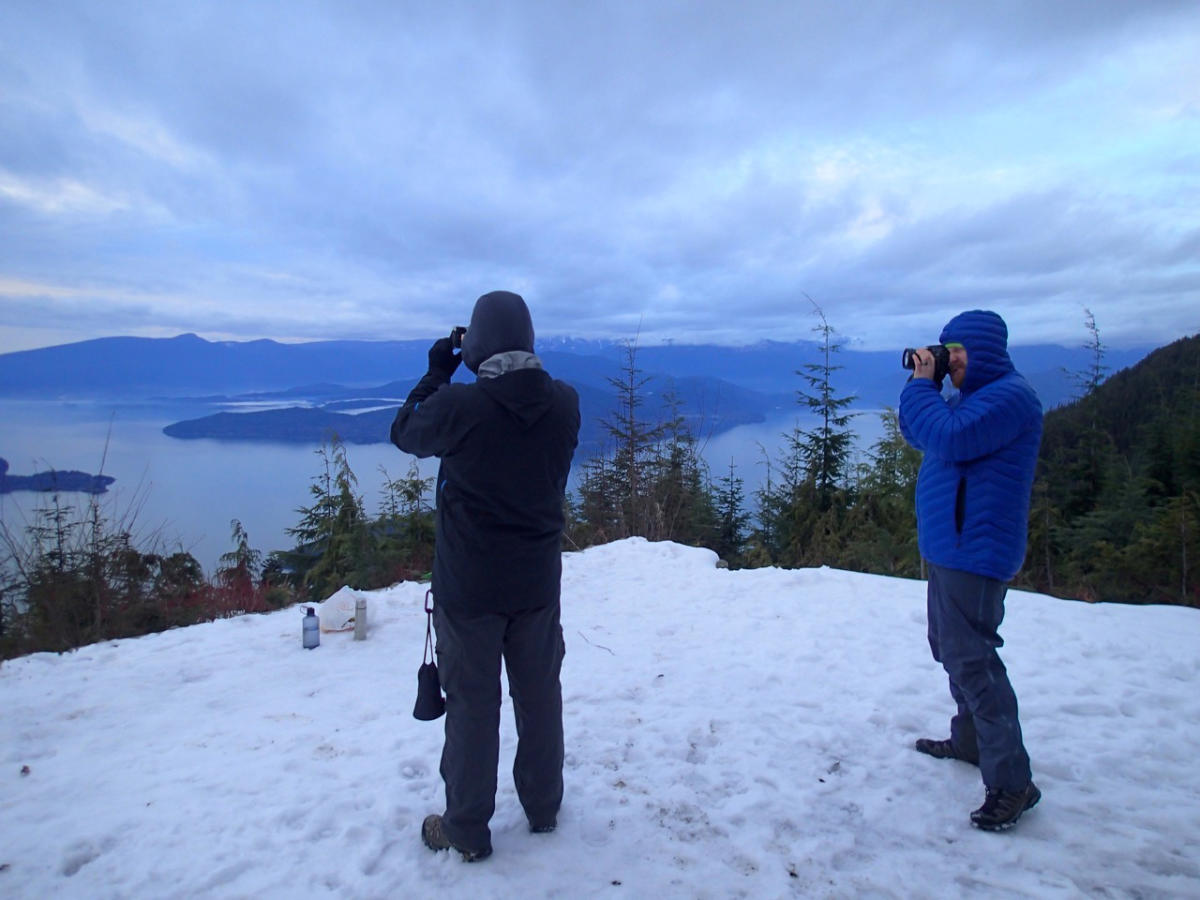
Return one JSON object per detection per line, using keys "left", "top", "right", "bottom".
{"left": 0, "top": 333, "right": 1157, "bottom": 453}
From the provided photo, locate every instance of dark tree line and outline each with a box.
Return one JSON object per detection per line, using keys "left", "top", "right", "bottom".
{"left": 1024, "top": 332, "right": 1199, "bottom": 605}
{"left": 567, "top": 314, "right": 1199, "bottom": 609}
{"left": 1, "top": 436, "right": 437, "bottom": 660}
{"left": 268, "top": 440, "right": 436, "bottom": 600}
{"left": 0, "top": 493, "right": 290, "bottom": 660}
{"left": 568, "top": 341, "right": 720, "bottom": 551}
{"left": 566, "top": 308, "right": 925, "bottom": 580}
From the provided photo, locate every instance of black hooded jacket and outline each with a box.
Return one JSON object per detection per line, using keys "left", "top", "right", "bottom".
{"left": 390, "top": 293, "right": 580, "bottom": 613}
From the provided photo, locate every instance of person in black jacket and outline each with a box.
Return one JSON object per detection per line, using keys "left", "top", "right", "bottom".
{"left": 391, "top": 290, "right": 580, "bottom": 862}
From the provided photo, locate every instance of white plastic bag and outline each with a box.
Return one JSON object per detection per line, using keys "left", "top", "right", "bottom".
{"left": 319, "top": 586, "right": 365, "bottom": 632}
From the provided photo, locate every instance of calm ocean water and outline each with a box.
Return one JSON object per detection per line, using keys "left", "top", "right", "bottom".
{"left": 1, "top": 400, "right": 885, "bottom": 574}
{"left": 0, "top": 400, "right": 427, "bottom": 575}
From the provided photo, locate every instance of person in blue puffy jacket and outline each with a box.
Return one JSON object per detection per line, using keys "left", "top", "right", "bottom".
{"left": 899, "top": 309, "right": 1043, "bottom": 832}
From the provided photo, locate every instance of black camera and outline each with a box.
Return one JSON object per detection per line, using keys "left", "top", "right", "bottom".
{"left": 902, "top": 344, "right": 950, "bottom": 386}
{"left": 450, "top": 326, "right": 466, "bottom": 350}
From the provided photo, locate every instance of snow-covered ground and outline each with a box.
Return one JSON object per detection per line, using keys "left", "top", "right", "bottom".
{"left": 2, "top": 538, "right": 1198, "bottom": 898}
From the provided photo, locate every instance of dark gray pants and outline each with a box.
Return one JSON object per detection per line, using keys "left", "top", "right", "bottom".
{"left": 433, "top": 600, "right": 565, "bottom": 853}
{"left": 926, "top": 563, "right": 1031, "bottom": 792}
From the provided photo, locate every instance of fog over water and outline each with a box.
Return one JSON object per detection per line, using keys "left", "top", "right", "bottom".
{"left": 2, "top": 401, "right": 886, "bottom": 574}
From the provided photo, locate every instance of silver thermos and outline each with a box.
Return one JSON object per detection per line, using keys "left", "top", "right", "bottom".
{"left": 353, "top": 597, "right": 367, "bottom": 641}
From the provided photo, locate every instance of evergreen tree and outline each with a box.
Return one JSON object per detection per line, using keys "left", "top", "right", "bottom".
{"left": 795, "top": 298, "right": 857, "bottom": 508}
{"left": 379, "top": 461, "right": 432, "bottom": 521}
{"left": 215, "top": 519, "right": 264, "bottom": 612}
{"left": 841, "top": 409, "right": 922, "bottom": 576}
{"left": 713, "top": 458, "right": 749, "bottom": 564}
{"left": 1024, "top": 477, "right": 1063, "bottom": 591}
{"left": 569, "top": 455, "right": 622, "bottom": 547}
{"left": 571, "top": 344, "right": 720, "bottom": 550}
{"left": 1121, "top": 492, "right": 1200, "bottom": 605}
{"left": 756, "top": 424, "right": 816, "bottom": 565}
{"left": 755, "top": 299, "right": 857, "bottom": 567}
{"left": 741, "top": 442, "right": 778, "bottom": 567}
{"left": 1066, "top": 307, "right": 1109, "bottom": 402}
{"left": 284, "top": 436, "right": 369, "bottom": 599}
{"left": 644, "top": 388, "right": 717, "bottom": 545}
{"left": 599, "top": 339, "right": 666, "bottom": 537}
{"left": 217, "top": 519, "right": 262, "bottom": 586}
{"left": 373, "top": 461, "right": 436, "bottom": 583}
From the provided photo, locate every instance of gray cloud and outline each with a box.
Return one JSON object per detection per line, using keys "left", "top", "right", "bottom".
{"left": 1, "top": 0, "right": 1198, "bottom": 353}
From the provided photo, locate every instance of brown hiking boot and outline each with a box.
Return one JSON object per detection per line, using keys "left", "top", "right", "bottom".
{"left": 421, "top": 814, "right": 492, "bottom": 862}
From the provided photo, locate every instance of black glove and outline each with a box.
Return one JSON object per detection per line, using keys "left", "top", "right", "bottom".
{"left": 427, "top": 337, "right": 461, "bottom": 380}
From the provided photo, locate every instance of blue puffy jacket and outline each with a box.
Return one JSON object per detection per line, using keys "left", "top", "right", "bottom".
{"left": 899, "top": 310, "right": 1042, "bottom": 581}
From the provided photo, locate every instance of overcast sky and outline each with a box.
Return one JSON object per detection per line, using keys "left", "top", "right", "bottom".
{"left": 1, "top": 1, "right": 1197, "bottom": 354}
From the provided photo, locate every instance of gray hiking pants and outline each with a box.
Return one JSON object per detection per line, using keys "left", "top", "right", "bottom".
{"left": 433, "top": 599, "right": 565, "bottom": 853}
{"left": 926, "top": 563, "right": 1032, "bottom": 792}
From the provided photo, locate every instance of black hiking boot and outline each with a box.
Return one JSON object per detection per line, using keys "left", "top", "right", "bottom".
{"left": 914, "top": 737, "right": 979, "bottom": 766}
{"left": 529, "top": 818, "right": 557, "bottom": 834}
{"left": 421, "top": 814, "right": 492, "bottom": 862}
{"left": 970, "top": 783, "right": 1041, "bottom": 831}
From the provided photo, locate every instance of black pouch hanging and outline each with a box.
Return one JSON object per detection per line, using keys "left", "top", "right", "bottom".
{"left": 413, "top": 590, "right": 445, "bottom": 721}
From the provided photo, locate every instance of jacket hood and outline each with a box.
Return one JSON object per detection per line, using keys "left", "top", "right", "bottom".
{"left": 939, "top": 309, "right": 1014, "bottom": 393}
{"left": 461, "top": 291, "right": 535, "bottom": 374}
{"left": 477, "top": 368, "right": 558, "bottom": 429}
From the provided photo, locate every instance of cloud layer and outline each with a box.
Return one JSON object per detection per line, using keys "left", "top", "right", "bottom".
{"left": 2, "top": 0, "right": 1198, "bottom": 351}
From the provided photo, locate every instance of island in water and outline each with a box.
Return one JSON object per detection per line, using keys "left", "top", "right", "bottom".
{"left": 0, "top": 458, "right": 116, "bottom": 495}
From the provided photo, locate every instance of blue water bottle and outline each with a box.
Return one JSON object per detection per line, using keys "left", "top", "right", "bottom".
{"left": 303, "top": 607, "right": 320, "bottom": 649}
